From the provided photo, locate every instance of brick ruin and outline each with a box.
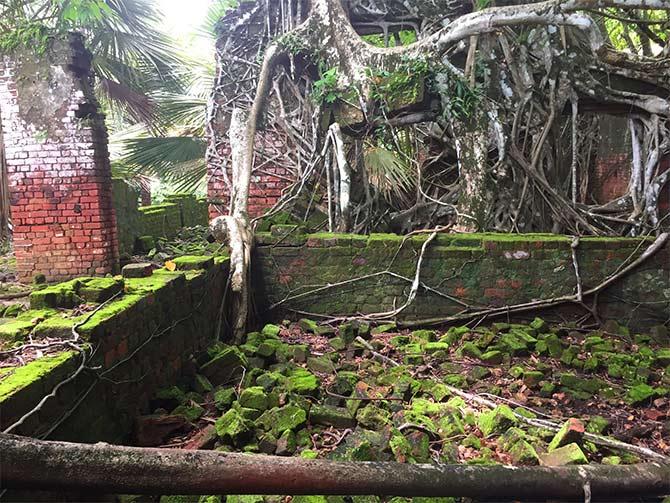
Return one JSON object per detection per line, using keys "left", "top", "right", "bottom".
{"left": 0, "top": 34, "right": 118, "bottom": 282}
{"left": 0, "top": 34, "right": 668, "bottom": 282}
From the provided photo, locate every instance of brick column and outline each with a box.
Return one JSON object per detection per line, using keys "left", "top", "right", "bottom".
{"left": 0, "top": 35, "right": 118, "bottom": 282}
{"left": 207, "top": 134, "right": 293, "bottom": 220}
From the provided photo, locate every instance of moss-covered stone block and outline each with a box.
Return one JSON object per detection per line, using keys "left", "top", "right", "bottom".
{"left": 29, "top": 279, "right": 82, "bottom": 309}
{"left": 476, "top": 405, "right": 517, "bottom": 437}
{"left": 239, "top": 386, "right": 268, "bottom": 411}
{"left": 215, "top": 409, "right": 253, "bottom": 443}
{"left": 200, "top": 347, "right": 248, "bottom": 386}
{"left": 257, "top": 404, "right": 307, "bottom": 436}
{"left": 286, "top": 368, "right": 319, "bottom": 395}
{"left": 172, "top": 255, "right": 214, "bottom": 271}
{"left": 309, "top": 404, "right": 356, "bottom": 428}
{"left": 539, "top": 443, "right": 588, "bottom": 466}
{"left": 78, "top": 277, "right": 124, "bottom": 303}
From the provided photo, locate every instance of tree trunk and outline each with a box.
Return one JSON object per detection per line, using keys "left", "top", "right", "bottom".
{"left": 0, "top": 105, "right": 11, "bottom": 241}
{"left": 2, "top": 434, "right": 670, "bottom": 501}
{"left": 452, "top": 112, "right": 491, "bottom": 231}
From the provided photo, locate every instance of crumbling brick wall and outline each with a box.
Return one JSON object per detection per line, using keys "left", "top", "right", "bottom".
{"left": 0, "top": 34, "right": 118, "bottom": 282}
{"left": 207, "top": 134, "right": 293, "bottom": 220}
{"left": 589, "top": 115, "right": 669, "bottom": 216}
{"left": 254, "top": 231, "right": 670, "bottom": 331}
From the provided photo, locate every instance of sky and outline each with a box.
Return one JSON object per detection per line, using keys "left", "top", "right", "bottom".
{"left": 157, "top": 0, "right": 212, "bottom": 38}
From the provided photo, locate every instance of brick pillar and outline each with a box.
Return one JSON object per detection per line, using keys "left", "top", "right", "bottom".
{"left": 0, "top": 35, "right": 118, "bottom": 282}
{"left": 207, "top": 134, "right": 293, "bottom": 220}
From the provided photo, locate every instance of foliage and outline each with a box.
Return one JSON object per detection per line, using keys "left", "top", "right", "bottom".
{"left": 115, "top": 136, "right": 207, "bottom": 192}
{"left": 313, "top": 66, "right": 342, "bottom": 104}
{"left": 364, "top": 143, "right": 416, "bottom": 203}
{"left": 600, "top": 8, "right": 668, "bottom": 54}
{"left": 361, "top": 29, "right": 417, "bottom": 47}
{"left": 0, "top": 21, "right": 51, "bottom": 54}
{"left": 433, "top": 72, "right": 483, "bottom": 121}
{"left": 278, "top": 31, "right": 309, "bottom": 55}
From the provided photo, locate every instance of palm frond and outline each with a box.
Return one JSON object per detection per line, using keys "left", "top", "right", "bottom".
{"left": 117, "top": 136, "right": 207, "bottom": 191}
{"left": 364, "top": 145, "right": 416, "bottom": 203}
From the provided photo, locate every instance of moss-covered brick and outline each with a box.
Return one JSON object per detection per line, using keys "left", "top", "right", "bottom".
{"left": 122, "top": 263, "right": 154, "bottom": 278}
{"left": 200, "top": 347, "right": 247, "bottom": 386}
{"left": 586, "top": 415, "right": 610, "bottom": 434}
{"left": 172, "top": 403, "right": 205, "bottom": 422}
{"left": 309, "top": 404, "right": 356, "bottom": 428}
{"left": 0, "top": 319, "right": 37, "bottom": 345}
{"left": 3, "top": 304, "right": 25, "bottom": 318}
{"left": 371, "top": 323, "right": 396, "bottom": 335}
{"left": 172, "top": 256, "right": 214, "bottom": 271}
{"left": 29, "top": 279, "right": 82, "bottom": 309}
{"left": 286, "top": 368, "right": 319, "bottom": 395}
{"left": 307, "top": 355, "right": 336, "bottom": 374}
{"left": 78, "top": 277, "right": 124, "bottom": 303}
{"left": 655, "top": 349, "right": 670, "bottom": 367}
{"left": 480, "top": 350, "right": 503, "bottom": 364}
{"left": 356, "top": 405, "right": 391, "bottom": 429}
{"left": 335, "top": 371, "right": 359, "bottom": 395}
{"left": 539, "top": 443, "right": 588, "bottom": 466}
{"left": 424, "top": 342, "right": 450, "bottom": 354}
{"left": 239, "top": 386, "right": 268, "bottom": 411}
{"left": 215, "top": 409, "right": 253, "bottom": 443}
{"left": 458, "top": 342, "right": 482, "bottom": 359}
{"left": 522, "top": 371, "right": 544, "bottom": 388}
{"left": 0, "top": 351, "right": 78, "bottom": 417}
{"left": 213, "top": 387, "right": 237, "bottom": 410}
{"left": 261, "top": 324, "right": 282, "bottom": 338}
{"left": 476, "top": 405, "right": 517, "bottom": 437}
{"left": 559, "top": 373, "right": 607, "bottom": 395}
{"left": 193, "top": 374, "right": 213, "bottom": 394}
{"left": 547, "top": 418, "right": 584, "bottom": 451}
{"left": 298, "top": 318, "right": 319, "bottom": 333}
{"left": 256, "top": 339, "right": 282, "bottom": 358}
{"left": 257, "top": 404, "right": 307, "bottom": 436}
{"left": 626, "top": 383, "right": 657, "bottom": 404}
{"left": 499, "top": 332, "right": 530, "bottom": 355}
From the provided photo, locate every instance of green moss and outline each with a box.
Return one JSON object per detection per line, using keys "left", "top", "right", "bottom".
{"left": 172, "top": 255, "right": 214, "bottom": 271}
{"left": 239, "top": 386, "right": 268, "bottom": 411}
{"left": 286, "top": 368, "right": 319, "bottom": 395}
{"left": 0, "top": 351, "right": 77, "bottom": 402}
{"left": 476, "top": 405, "right": 517, "bottom": 437}
{"left": 76, "top": 294, "right": 144, "bottom": 338}
{"left": 78, "top": 277, "right": 124, "bottom": 303}
{"left": 0, "top": 319, "right": 37, "bottom": 344}
{"left": 172, "top": 403, "right": 205, "bottom": 422}
{"left": 124, "top": 271, "right": 185, "bottom": 295}
{"left": 29, "top": 279, "right": 82, "bottom": 309}
{"left": 257, "top": 404, "right": 308, "bottom": 436}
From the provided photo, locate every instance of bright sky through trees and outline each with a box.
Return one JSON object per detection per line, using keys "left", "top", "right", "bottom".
{"left": 157, "top": 0, "right": 214, "bottom": 59}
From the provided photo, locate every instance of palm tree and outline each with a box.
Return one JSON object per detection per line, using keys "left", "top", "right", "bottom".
{"left": 112, "top": 0, "right": 238, "bottom": 192}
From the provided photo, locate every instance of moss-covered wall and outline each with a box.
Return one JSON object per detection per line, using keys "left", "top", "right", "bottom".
{"left": 253, "top": 230, "right": 670, "bottom": 330}
{"left": 112, "top": 178, "right": 209, "bottom": 255}
{"left": 0, "top": 255, "right": 229, "bottom": 443}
